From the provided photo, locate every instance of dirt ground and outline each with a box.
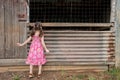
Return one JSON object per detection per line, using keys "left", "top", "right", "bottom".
{"left": 0, "top": 70, "right": 116, "bottom": 80}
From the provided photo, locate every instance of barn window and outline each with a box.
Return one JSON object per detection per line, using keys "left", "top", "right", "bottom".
{"left": 29, "top": 0, "right": 111, "bottom": 23}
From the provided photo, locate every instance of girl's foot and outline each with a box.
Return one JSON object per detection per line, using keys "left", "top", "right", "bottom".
{"left": 37, "top": 74, "right": 41, "bottom": 78}
{"left": 29, "top": 73, "right": 34, "bottom": 78}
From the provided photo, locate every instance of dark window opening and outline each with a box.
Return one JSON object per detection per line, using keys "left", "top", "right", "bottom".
{"left": 29, "top": 0, "right": 111, "bottom": 23}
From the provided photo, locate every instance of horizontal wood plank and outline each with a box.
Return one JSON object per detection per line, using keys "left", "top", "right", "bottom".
{"left": 0, "top": 59, "right": 115, "bottom": 66}
{"left": 0, "top": 66, "right": 108, "bottom": 72}
{"left": 27, "top": 23, "right": 114, "bottom": 27}
{"left": 45, "top": 62, "right": 115, "bottom": 66}
{"left": 47, "top": 59, "right": 113, "bottom": 62}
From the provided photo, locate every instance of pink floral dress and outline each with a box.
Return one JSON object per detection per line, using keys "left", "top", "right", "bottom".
{"left": 26, "top": 35, "right": 47, "bottom": 65}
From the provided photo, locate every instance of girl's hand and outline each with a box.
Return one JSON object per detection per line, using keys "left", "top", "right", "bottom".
{"left": 16, "top": 43, "right": 23, "bottom": 47}
{"left": 46, "top": 49, "right": 50, "bottom": 53}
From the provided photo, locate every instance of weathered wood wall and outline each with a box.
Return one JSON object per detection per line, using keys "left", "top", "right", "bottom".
{"left": 0, "top": 24, "right": 115, "bottom": 71}
{"left": 0, "top": 0, "right": 27, "bottom": 59}
{"left": 0, "top": 0, "right": 5, "bottom": 58}
{"left": 0, "top": 0, "right": 117, "bottom": 71}
{"left": 115, "top": 0, "right": 120, "bottom": 67}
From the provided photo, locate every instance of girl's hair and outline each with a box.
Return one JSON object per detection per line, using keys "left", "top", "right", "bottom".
{"left": 30, "top": 22, "right": 44, "bottom": 37}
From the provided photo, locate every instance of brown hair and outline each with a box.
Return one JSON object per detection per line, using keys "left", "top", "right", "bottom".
{"left": 30, "top": 22, "right": 44, "bottom": 37}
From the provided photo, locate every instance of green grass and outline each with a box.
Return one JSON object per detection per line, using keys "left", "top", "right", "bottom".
{"left": 71, "top": 75, "right": 78, "bottom": 80}
{"left": 105, "top": 68, "right": 120, "bottom": 80}
{"left": 71, "top": 75, "right": 85, "bottom": 80}
{"left": 12, "top": 75, "right": 21, "bottom": 80}
{"left": 61, "top": 70, "right": 66, "bottom": 76}
{"left": 75, "top": 74, "right": 85, "bottom": 79}
{"left": 88, "top": 75, "right": 96, "bottom": 80}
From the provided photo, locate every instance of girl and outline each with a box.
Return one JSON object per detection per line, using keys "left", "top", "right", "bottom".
{"left": 17, "top": 22, "right": 49, "bottom": 78}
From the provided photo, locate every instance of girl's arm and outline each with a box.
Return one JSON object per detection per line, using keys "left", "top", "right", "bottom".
{"left": 41, "top": 35, "right": 49, "bottom": 53}
{"left": 17, "top": 36, "right": 32, "bottom": 46}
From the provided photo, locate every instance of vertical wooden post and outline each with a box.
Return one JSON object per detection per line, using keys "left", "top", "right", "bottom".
{"left": 110, "top": 0, "right": 116, "bottom": 22}
{"left": 0, "top": 0, "right": 5, "bottom": 58}
{"left": 19, "top": 0, "right": 28, "bottom": 58}
{"left": 115, "top": 0, "right": 120, "bottom": 67}
{"left": 26, "top": 0, "right": 29, "bottom": 23}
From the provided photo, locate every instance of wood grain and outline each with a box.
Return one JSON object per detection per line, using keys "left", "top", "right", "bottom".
{"left": 27, "top": 23, "right": 114, "bottom": 27}
{"left": 0, "top": 0, "right": 5, "bottom": 58}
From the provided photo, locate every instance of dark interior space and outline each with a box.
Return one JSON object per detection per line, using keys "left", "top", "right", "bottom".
{"left": 29, "top": 0, "right": 111, "bottom": 23}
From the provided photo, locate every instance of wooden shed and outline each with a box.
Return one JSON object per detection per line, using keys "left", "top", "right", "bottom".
{"left": 0, "top": 0, "right": 120, "bottom": 71}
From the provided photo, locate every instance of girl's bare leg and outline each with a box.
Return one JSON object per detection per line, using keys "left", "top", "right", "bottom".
{"left": 29, "top": 65, "right": 34, "bottom": 78}
{"left": 30, "top": 65, "right": 33, "bottom": 74}
{"left": 38, "top": 65, "right": 42, "bottom": 74}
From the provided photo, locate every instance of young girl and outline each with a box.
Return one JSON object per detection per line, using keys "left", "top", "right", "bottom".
{"left": 17, "top": 22, "right": 49, "bottom": 78}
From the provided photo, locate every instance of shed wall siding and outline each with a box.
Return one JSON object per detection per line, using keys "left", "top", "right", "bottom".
{"left": 0, "top": 0, "right": 117, "bottom": 70}
{"left": 0, "top": 0, "right": 27, "bottom": 59}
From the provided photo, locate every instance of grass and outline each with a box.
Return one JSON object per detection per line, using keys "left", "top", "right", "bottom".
{"left": 61, "top": 70, "right": 66, "bottom": 76}
{"left": 6, "top": 67, "right": 120, "bottom": 80}
{"left": 105, "top": 67, "right": 120, "bottom": 80}
{"left": 61, "top": 67, "right": 120, "bottom": 80}
{"left": 12, "top": 75, "right": 21, "bottom": 80}
{"left": 88, "top": 75, "right": 96, "bottom": 80}
{"left": 75, "top": 74, "right": 85, "bottom": 79}
{"left": 60, "top": 70, "right": 85, "bottom": 80}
